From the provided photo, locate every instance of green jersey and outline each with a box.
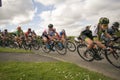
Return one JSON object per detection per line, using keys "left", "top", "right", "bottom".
{"left": 15, "top": 30, "right": 24, "bottom": 37}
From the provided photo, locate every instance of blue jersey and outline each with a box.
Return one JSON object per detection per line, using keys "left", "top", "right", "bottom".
{"left": 59, "top": 32, "right": 63, "bottom": 37}
{"left": 107, "top": 28, "right": 116, "bottom": 35}
{"left": 48, "top": 30, "right": 55, "bottom": 36}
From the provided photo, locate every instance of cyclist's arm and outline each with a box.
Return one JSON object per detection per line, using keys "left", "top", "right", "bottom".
{"left": 104, "top": 31, "right": 112, "bottom": 38}
{"left": 55, "top": 32, "right": 60, "bottom": 38}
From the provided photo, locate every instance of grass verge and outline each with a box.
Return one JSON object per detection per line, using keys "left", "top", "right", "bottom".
{"left": 0, "top": 62, "right": 113, "bottom": 80}
{"left": 0, "top": 47, "right": 32, "bottom": 53}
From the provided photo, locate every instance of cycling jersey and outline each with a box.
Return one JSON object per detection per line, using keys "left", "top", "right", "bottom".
{"left": 60, "top": 32, "right": 63, "bottom": 36}
{"left": 15, "top": 30, "right": 24, "bottom": 37}
{"left": 91, "top": 25, "right": 107, "bottom": 40}
{"left": 59, "top": 32, "right": 65, "bottom": 37}
{"left": 107, "top": 27, "right": 119, "bottom": 36}
{"left": 91, "top": 26, "right": 98, "bottom": 37}
{"left": 42, "top": 29, "right": 56, "bottom": 39}
{"left": 2, "top": 31, "right": 9, "bottom": 37}
{"left": 42, "top": 28, "right": 59, "bottom": 40}
{"left": 81, "top": 29, "right": 93, "bottom": 40}
{"left": 59, "top": 31, "right": 67, "bottom": 39}
{"left": 25, "top": 32, "right": 32, "bottom": 37}
{"left": 48, "top": 29, "right": 56, "bottom": 36}
{"left": 42, "top": 31, "right": 49, "bottom": 39}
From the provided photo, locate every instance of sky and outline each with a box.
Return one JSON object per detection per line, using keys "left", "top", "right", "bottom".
{"left": 0, "top": 0, "right": 120, "bottom": 36}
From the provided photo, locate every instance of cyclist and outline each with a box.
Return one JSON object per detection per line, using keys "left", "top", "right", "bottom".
{"left": 25, "top": 28, "right": 33, "bottom": 41}
{"left": 80, "top": 26, "right": 93, "bottom": 49}
{"left": 42, "top": 24, "right": 59, "bottom": 51}
{"left": 1, "top": 29, "right": 9, "bottom": 46}
{"left": 108, "top": 22, "right": 119, "bottom": 36}
{"left": 59, "top": 29, "right": 67, "bottom": 43}
{"left": 92, "top": 17, "right": 112, "bottom": 47}
{"left": 14, "top": 26, "right": 24, "bottom": 46}
{"left": 15, "top": 26, "right": 24, "bottom": 37}
{"left": 42, "top": 24, "right": 59, "bottom": 42}
{"left": 47, "top": 24, "right": 59, "bottom": 40}
{"left": 41, "top": 29, "right": 49, "bottom": 43}
{"left": 108, "top": 22, "right": 120, "bottom": 43}
{"left": 32, "top": 30, "right": 37, "bottom": 39}
{"left": 81, "top": 17, "right": 112, "bottom": 59}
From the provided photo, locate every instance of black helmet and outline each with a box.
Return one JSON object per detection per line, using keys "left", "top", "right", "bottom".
{"left": 99, "top": 17, "right": 109, "bottom": 24}
{"left": 62, "top": 29, "right": 65, "bottom": 33}
{"left": 113, "top": 22, "right": 119, "bottom": 28}
{"left": 4, "top": 29, "right": 7, "bottom": 32}
{"left": 48, "top": 24, "right": 53, "bottom": 28}
{"left": 28, "top": 28, "right": 31, "bottom": 31}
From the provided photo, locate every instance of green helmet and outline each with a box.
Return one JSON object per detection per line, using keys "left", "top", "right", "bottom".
{"left": 99, "top": 17, "right": 109, "bottom": 24}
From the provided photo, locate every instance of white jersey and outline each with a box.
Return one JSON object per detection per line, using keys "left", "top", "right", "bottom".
{"left": 91, "top": 25, "right": 98, "bottom": 37}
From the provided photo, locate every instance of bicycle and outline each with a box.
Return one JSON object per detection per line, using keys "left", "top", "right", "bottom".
{"left": 105, "top": 37, "right": 120, "bottom": 68}
{"left": 77, "top": 37, "right": 120, "bottom": 68}
{"left": 42, "top": 39, "right": 67, "bottom": 55}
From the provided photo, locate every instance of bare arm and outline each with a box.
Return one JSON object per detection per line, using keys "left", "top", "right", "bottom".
{"left": 105, "top": 32, "right": 112, "bottom": 38}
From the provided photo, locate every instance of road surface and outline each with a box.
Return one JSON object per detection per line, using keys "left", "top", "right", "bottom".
{"left": 34, "top": 49, "right": 120, "bottom": 80}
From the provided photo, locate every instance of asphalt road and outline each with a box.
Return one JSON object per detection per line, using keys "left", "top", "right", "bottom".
{"left": 34, "top": 49, "right": 120, "bottom": 80}
{"left": 0, "top": 53, "right": 59, "bottom": 62}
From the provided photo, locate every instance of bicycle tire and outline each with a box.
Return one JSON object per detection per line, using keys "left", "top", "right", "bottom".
{"left": 67, "top": 41, "right": 76, "bottom": 52}
{"left": 41, "top": 44, "right": 51, "bottom": 53}
{"left": 55, "top": 42, "right": 67, "bottom": 55}
{"left": 32, "top": 40, "right": 40, "bottom": 50}
{"left": 77, "top": 44, "right": 94, "bottom": 62}
{"left": 105, "top": 46, "right": 120, "bottom": 68}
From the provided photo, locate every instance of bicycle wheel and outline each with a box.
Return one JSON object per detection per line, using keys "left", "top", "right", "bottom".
{"left": 105, "top": 46, "right": 120, "bottom": 68}
{"left": 41, "top": 44, "right": 51, "bottom": 53}
{"left": 67, "top": 41, "right": 76, "bottom": 52}
{"left": 8, "top": 40, "right": 15, "bottom": 48}
{"left": 55, "top": 42, "right": 67, "bottom": 55}
{"left": 77, "top": 44, "right": 94, "bottom": 62}
{"left": 32, "top": 40, "right": 40, "bottom": 50}
{"left": 23, "top": 42, "right": 29, "bottom": 50}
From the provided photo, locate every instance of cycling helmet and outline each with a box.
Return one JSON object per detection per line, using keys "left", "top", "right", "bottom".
{"left": 99, "top": 17, "right": 109, "bottom": 24}
{"left": 28, "top": 28, "right": 31, "bottom": 31}
{"left": 48, "top": 24, "right": 53, "bottom": 28}
{"left": 86, "top": 26, "right": 91, "bottom": 29}
{"left": 113, "top": 22, "right": 119, "bottom": 28}
{"left": 4, "top": 29, "right": 7, "bottom": 32}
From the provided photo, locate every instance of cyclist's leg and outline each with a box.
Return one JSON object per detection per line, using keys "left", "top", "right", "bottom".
{"left": 42, "top": 36, "right": 48, "bottom": 43}
{"left": 15, "top": 36, "right": 20, "bottom": 45}
{"left": 85, "top": 37, "right": 94, "bottom": 49}
{"left": 43, "top": 36, "right": 51, "bottom": 49}
{"left": 94, "top": 37, "right": 113, "bottom": 51}
{"left": 90, "top": 37, "right": 104, "bottom": 59}
{"left": 93, "top": 37, "right": 106, "bottom": 49}
{"left": 61, "top": 36, "right": 66, "bottom": 44}
{"left": 19, "top": 36, "right": 24, "bottom": 46}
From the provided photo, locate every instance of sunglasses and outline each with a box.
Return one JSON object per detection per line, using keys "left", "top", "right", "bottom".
{"left": 102, "top": 24, "right": 108, "bottom": 28}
